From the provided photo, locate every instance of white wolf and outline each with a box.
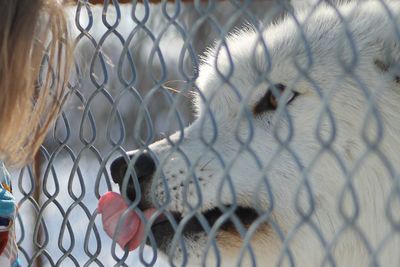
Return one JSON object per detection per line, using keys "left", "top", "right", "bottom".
{"left": 110, "top": 1, "right": 400, "bottom": 266}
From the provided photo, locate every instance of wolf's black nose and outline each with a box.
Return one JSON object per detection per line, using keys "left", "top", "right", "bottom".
{"left": 110, "top": 152, "right": 156, "bottom": 185}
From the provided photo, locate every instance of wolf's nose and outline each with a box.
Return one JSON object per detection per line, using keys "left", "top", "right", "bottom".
{"left": 110, "top": 152, "right": 156, "bottom": 186}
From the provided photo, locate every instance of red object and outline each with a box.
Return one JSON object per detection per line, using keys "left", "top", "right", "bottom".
{"left": 97, "top": 192, "right": 157, "bottom": 251}
{"left": 0, "top": 231, "right": 9, "bottom": 255}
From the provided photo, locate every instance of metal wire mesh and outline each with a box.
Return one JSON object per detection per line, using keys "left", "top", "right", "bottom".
{"left": 13, "top": 0, "right": 400, "bottom": 266}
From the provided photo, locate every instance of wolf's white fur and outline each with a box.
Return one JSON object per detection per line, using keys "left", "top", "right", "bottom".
{"left": 133, "top": 1, "right": 400, "bottom": 266}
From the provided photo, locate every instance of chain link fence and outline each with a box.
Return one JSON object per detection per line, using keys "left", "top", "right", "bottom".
{"left": 13, "top": 0, "right": 400, "bottom": 266}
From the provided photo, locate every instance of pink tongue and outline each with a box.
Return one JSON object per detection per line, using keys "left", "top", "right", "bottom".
{"left": 97, "top": 192, "right": 155, "bottom": 251}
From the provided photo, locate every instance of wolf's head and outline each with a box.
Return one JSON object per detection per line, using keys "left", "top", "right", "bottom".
{"left": 111, "top": 2, "right": 400, "bottom": 266}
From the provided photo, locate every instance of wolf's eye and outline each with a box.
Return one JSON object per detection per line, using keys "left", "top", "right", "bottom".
{"left": 253, "top": 84, "right": 298, "bottom": 115}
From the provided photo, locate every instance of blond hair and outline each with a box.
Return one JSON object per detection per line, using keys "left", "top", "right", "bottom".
{"left": 0, "top": 0, "right": 71, "bottom": 167}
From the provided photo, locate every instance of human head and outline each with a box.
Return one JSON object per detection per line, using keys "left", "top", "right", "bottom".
{"left": 0, "top": 0, "right": 71, "bottom": 166}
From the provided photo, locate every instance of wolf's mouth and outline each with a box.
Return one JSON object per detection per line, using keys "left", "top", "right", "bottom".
{"left": 147, "top": 206, "right": 259, "bottom": 250}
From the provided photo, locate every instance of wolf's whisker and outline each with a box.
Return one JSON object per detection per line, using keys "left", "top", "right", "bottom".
{"left": 162, "top": 85, "right": 195, "bottom": 99}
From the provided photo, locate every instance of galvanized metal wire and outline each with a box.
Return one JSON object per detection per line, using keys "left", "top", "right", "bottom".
{"left": 12, "top": 0, "right": 400, "bottom": 266}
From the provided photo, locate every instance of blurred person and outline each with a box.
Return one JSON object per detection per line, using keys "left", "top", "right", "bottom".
{"left": 0, "top": 0, "right": 71, "bottom": 266}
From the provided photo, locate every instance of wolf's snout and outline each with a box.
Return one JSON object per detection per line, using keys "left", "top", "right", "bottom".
{"left": 110, "top": 152, "right": 156, "bottom": 189}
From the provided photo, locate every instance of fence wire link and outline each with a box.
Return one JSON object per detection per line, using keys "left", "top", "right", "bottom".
{"left": 13, "top": 0, "right": 400, "bottom": 266}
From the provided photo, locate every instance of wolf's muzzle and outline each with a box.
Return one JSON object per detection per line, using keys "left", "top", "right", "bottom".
{"left": 110, "top": 151, "right": 156, "bottom": 201}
